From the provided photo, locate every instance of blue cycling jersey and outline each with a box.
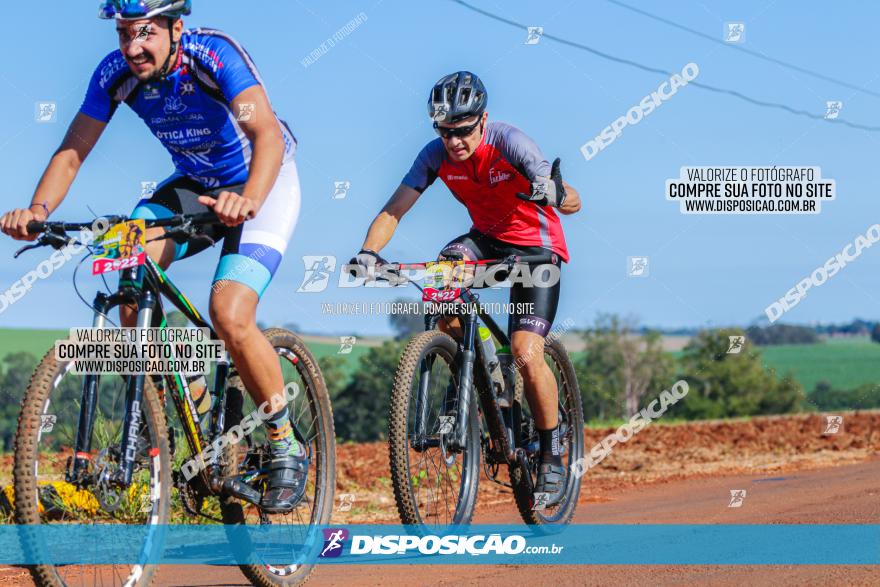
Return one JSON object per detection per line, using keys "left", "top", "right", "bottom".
{"left": 80, "top": 27, "right": 296, "bottom": 188}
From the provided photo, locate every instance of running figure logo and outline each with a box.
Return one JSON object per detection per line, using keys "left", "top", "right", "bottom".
{"left": 39, "top": 415, "right": 57, "bottom": 434}
{"left": 141, "top": 181, "right": 158, "bottom": 199}
{"left": 431, "top": 102, "right": 450, "bottom": 122}
{"left": 134, "top": 24, "right": 152, "bottom": 42}
{"left": 727, "top": 336, "right": 745, "bottom": 354}
{"left": 320, "top": 528, "right": 349, "bottom": 558}
{"left": 822, "top": 415, "right": 843, "bottom": 434}
{"left": 333, "top": 181, "right": 351, "bottom": 200}
{"left": 337, "top": 493, "right": 356, "bottom": 512}
{"left": 728, "top": 489, "right": 747, "bottom": 508}
{"left": 237, "top": 103, "right": 256, "bottom": 122}
{"left": 525, "top": 26, "right": 544, "bottom": 45}
{"left": 824, "top": 101, "right": 843, "bottom": 120}
{"left": 35, "top": 102, "right": 57, "bottom": 123}
{"left": 532, "top": 492, "right": 550, "bottom": 510}
{"left": 338, "top": 336, "right": 356, "bottom": 354}
{"left": 627, "top": 256, "right": 649, "bottom": 277}
{"left": 724, "top": 22, "right": 745, "bottom": 43}
{"left": 437, "top": 415, "right": 455, "bottom": 435}
{"left": 297, "top": 256, "right": 336, "bottom": 293}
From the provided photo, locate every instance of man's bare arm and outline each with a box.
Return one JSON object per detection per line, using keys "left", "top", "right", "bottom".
{"left": 33, "top": 113, "right": 107, "bottom": 215}
{"left": 1, "top": 113, "right": 106, "bottom": 240}
{"left": 361, "top": 184, "right": 422, "bottom": 252}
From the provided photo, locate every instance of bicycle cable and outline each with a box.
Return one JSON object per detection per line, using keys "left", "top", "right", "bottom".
{"left": 72, "top": 245, "right": 122, "bottom": 329}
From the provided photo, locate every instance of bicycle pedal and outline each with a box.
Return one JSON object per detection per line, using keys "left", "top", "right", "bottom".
{"left": 222, "top": 477, "right": 262, "bottom": 506}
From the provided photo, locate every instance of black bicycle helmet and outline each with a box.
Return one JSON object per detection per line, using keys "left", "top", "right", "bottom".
{"left": 427, "top": 71, "right": 488, "bottom": 123}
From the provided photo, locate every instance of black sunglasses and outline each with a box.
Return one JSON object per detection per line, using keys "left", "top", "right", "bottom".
{"left": 433, "top": 119, "right": 482, "bottom": 140}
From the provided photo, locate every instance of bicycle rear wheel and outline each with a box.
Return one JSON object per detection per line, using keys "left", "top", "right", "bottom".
{"left": 510, "top": 336, "right": 584, "bottom": 526}
{"left": 219, "top": 328, "right": 335, "bottom": 587}
{"left": 389, "top": 330, "right": 480, "bottom": 530}
{"left": 13, "top": 342, "right": 171, "bottom": 587}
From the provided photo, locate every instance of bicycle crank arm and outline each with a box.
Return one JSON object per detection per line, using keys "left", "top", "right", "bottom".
{"left": 221, "top": 477, "right": 262, "bottom": 507}
{"left": 514, "top": 448, "right": 535, "bottom": 493}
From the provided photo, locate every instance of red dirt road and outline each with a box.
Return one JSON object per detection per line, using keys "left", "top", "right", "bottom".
{"left": 3, "top": 414, "right": 877, "bottom": 585}
{"left": 148, "top": 458, "right": 879, "bottom": 587}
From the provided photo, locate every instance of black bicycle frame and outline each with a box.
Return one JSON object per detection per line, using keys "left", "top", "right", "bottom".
{"left": 70, "top": 255, "right": 230, "bottom": 488}
{"left": 419, "top": 286, "right": 519, "bottom": 463}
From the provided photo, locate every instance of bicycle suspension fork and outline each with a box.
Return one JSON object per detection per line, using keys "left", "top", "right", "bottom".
{"left": 69, "top": 292, "right": 111, "bottom": 483}
{"left": 450, "top": 311, "right": 478, "bottom": 451}
{"left": 116, "top": 290, "right": 157, "bottom": 486}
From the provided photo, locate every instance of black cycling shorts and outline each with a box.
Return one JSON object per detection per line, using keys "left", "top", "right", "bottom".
{"left": 439, "top": 229, "right": 562, "bottom": 337}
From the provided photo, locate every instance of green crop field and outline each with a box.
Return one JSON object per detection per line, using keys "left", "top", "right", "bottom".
{"left": 577, "top": 338, "right": 880, "bottom": 393}
{"left": 0, "top": 328, "right": 68, "bottom": 361}
{"left": 759, "top": 339, "right": 880, "bottom": 391}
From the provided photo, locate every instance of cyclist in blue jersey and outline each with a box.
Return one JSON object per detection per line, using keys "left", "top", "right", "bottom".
{"left": 1, "top": 0, "right": 306, "bottom": 513}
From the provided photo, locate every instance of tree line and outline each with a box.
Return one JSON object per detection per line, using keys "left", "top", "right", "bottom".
{"left": 1, "top": 312, "right": 879, "bottom": 449}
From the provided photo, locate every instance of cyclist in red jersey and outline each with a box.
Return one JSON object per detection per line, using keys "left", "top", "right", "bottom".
{"left": 351, "top": 71, "right": 581, "bottom": 505}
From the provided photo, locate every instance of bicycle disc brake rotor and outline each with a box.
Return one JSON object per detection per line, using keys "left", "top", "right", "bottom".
{"left": 439, "top": 430, "right": 457, "bottom": 466}
{"left": 93, "top": 448, "right": 123, "bottom": 513}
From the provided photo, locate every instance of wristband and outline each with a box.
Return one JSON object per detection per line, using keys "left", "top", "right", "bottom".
{"left": 30, "top": 202, "right": 50, "bottom": 218}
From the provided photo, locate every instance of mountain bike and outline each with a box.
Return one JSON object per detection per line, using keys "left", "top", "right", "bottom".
{"left": 374, "top": 255, "right": 584, "bottom": 529}
{"left": 11, "top": 213, "right": 335, "bottom": 587}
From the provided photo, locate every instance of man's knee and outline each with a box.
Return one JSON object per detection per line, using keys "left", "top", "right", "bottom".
{"left": 210, "top": 301, "right": 255, "bottom": 347}
{"left": 511, "top": 332, "right": 545, "bottom": 372}
{"left": 144, "top": 228, "right": 175, "bottom": 268}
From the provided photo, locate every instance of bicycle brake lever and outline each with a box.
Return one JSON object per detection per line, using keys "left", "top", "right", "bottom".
{"left": 12, "top": 231, "right": 71, "bottom": 258}
{"left": 13, "top": 241, "right": 44, "bottom": 258}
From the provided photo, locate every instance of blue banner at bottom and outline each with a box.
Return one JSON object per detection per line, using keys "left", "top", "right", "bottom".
{"left": 0, "top": 524, "right": 877, "bottom": 565}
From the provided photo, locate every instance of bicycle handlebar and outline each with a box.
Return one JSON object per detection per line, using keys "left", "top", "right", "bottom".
{"left": 25, "top": 211, "right": 222, "bottom": 235}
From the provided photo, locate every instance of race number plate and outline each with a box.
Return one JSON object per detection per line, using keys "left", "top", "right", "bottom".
{"left": 92, "top": 219, "right": 147, "bottom": 275}
{"left": 422, "top": 261, "right": 466, "bottom": 302}
{"left": 422, "top": 287, "right": 461, "bottom": 302}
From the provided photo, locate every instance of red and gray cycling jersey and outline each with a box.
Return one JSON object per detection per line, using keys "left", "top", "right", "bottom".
{"left": 402, "top": 121, "right": 570, "bottom": 262}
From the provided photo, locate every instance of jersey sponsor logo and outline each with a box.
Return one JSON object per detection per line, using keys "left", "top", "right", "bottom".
{"left": 164, "top": 96, "right": 188, "bottom": 115}
{"left": 488, "top": 167, "right": 512, "bottom": 185}
{"left": 184, "top": 41, "right": 225, "bottom": 73}
{"left": 143, "top": 85, "right": 161, "bottom": 100}
{"left": 98, "top": 56, "right": 127, "bottom": 89}
{"left": 155, "top": 127, "right": 213, "bottom": 141}
{"left": 446, "top": 174, "right": 469, "bottom": 181}
{"left": 180, "top": 80, "right": 196, "bottom": 96}
{"left": 150, "top": 113, "right": 206, "bottom": 125}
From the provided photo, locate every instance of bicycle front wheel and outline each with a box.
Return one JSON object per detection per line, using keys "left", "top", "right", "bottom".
{"left": 13, "top": 342, "right": 171, "bottom": 587}
{"left": 389, "top": 330, "right": 480, "bottom": 530}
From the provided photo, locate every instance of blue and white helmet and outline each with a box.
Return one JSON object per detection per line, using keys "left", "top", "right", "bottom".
{"left": 99, "top": 0, "right": 192, "bottom": 20}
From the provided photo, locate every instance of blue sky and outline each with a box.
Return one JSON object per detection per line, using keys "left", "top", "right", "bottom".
{"left": 1, "top": 1, "right": 878, "bottom": 335}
